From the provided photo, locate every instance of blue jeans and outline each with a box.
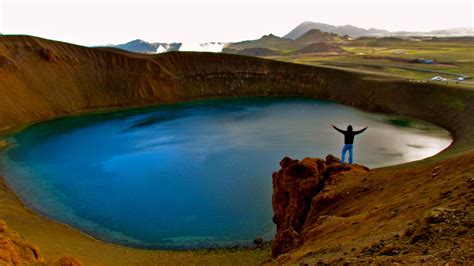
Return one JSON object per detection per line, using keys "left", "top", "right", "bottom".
{"left": 341, "top": 144, "right": 353, "bottom": 164}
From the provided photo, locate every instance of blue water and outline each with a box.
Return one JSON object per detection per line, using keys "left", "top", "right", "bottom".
{"left": 1, "top": 97, "right": 451, "bottom": 249}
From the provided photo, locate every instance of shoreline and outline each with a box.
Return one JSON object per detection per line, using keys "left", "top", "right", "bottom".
{"left": 0, "top": 94, "right": 464, "bottom": 263}
{"left": 0, "top": 96, "right": 453, "bottom": 252}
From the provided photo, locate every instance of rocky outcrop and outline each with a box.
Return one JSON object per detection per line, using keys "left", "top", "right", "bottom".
{"left": 271, "top": 155, "right": 370, "bottom": 257}
{"left": 0, "top": 219, "right": 84, "bottom": 265}
{"left": 56, "top": 256, "right": 83, "bottom": 266}
{"left": 0, "top": 220, "right": 82, "bottom": 266}
{"left": 269, "top": 151, "right": 474, "bottom": 264}
{"left": 0, "top": 219, "right": 43, "bottom": 265}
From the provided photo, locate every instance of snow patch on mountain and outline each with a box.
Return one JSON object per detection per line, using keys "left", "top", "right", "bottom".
{"left": 112, "top": 39, "right": 226, "bottom": 53}
{"left": 179, "top": 42, "right": 226, "bottom": 52}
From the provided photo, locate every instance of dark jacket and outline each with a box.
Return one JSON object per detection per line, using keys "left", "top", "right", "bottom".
{"left": 333, "top": 125, "right": 367, "bottom": 144}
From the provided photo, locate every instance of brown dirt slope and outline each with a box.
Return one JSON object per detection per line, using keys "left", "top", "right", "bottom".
{"left": 291, "top": 29, "right": 342, "bottom": 48}
{"left": 0, "top": 35, "right": 473, "bottom": 265}
{"left": 269, "top": 154, "right": 474, "bottom": 264}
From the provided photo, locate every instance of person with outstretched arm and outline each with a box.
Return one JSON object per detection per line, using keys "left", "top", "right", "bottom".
{"left": 332, "top": 124, "right": 368, "bottom": 164}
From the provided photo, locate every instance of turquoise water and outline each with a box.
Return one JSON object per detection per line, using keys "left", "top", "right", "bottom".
{"left": 1, "top": 97, "right": 451, "bottom": 249}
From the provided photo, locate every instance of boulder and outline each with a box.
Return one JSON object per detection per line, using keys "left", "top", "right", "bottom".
{"left": 0, "top": 220, "right": 43, "bottom": 265}
{"left": 56, "top": 256, "right": 83, "bottom": 266}
{"left": 271, "top": 155, "right": 369, "bottom": 257}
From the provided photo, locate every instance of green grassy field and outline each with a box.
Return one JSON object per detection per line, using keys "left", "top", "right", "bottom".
{"left": 262, "top": 38, "right": 474, "bottom": 87}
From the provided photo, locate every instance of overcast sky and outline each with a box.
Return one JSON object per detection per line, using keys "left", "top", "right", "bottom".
{"left": 1, "top": 0, "right": 472, "bottom": 46}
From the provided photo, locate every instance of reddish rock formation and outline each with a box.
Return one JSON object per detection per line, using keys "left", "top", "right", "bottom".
{"left": 271, "top": 155, "right": 369, "bottom": 257}
{"left": 0, "top": 219, "right": 83, "bottom": 265}
{"left": 0, "top": 219, "right": 43, "bottom": 265}
{"left": 56, "top": 256, "right": 83, "bottom": 266}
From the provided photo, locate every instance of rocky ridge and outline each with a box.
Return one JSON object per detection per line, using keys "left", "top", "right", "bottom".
{"left": 269, "top": 152, "right": 474, "bottom": 264}
{"left": 271, "top": 155, "right": 369, "bottom": 257}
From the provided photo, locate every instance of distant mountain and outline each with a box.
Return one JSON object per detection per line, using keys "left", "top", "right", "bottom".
{"left": 285, "top": 21, "right": 474, "bottom": 39}
{"left": 111, "top": 23, "right": 474, "bottom": 55}
{"left": 285, "top": 21, "right": 388, "bottom": 39}
{"left": 225, "top": 34, "right": 292, "bottom": 51}
{"left": 113, "top": 39, "right": 181, "bottom": 53}
{"left": 224, "top": 29, "right": 345, "bottom": 55}
{"left": 291, "top": 29, "right": 344, "bottom": 47}
{"left": 111, "top": 39, "right": 226, "bottom": 53}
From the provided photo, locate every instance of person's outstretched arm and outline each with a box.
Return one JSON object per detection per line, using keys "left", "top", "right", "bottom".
{"left": 332, "top": 125, "right": 345, "bottom": 134}
{"left": 354, "top": 126, "right": 368, "bottom": 135}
